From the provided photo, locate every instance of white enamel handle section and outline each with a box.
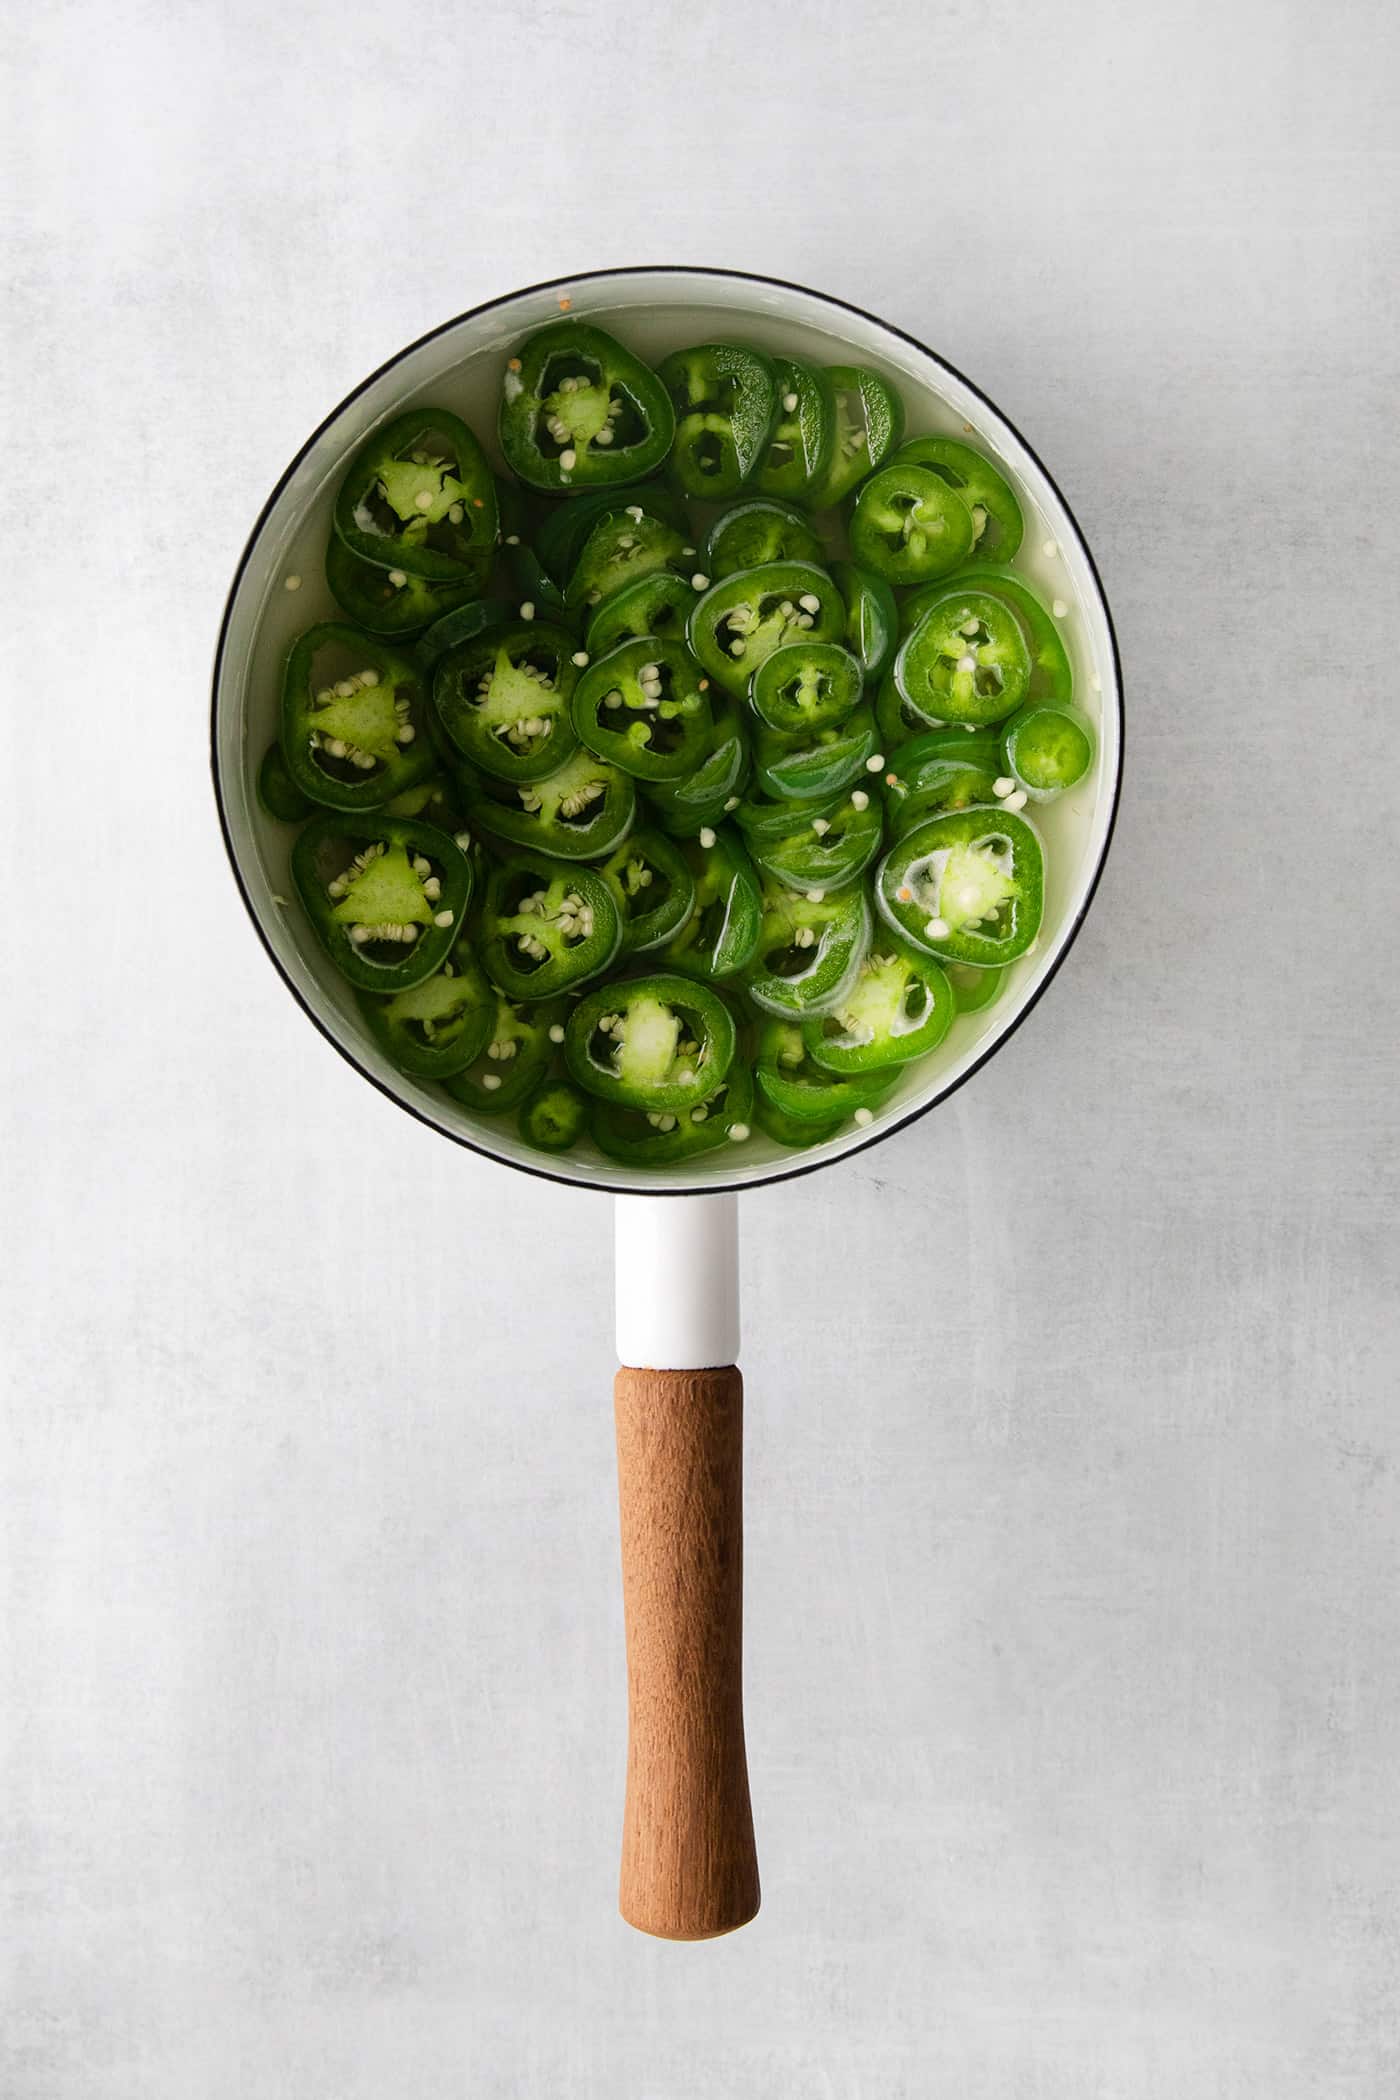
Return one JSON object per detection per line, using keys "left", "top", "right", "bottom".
{"left": 614, "top": 1194, "right": 740, "bottom": 1371}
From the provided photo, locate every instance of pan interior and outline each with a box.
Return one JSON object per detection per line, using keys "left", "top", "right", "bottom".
{"left": 213, "top": 270, "right": 1121, "bottom": 1194}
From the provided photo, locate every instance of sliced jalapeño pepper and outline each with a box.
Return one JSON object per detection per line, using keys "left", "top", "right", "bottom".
{"left": 894, "top": 586, "right": 1032, "bottom": 727}
{"left": 999, "top": 702, "right": 1095, "bottom": 800}
{"left": 333, "top": 408, "right": 497, "bottom": 582}
{"left": 566, "top": 507, "right": 688, "bottom": 609}
{"left": 748, "top": 639, "right": 863, "bottom": 735}
{"left": 499, "top": 322, "right": 675, "bottom": 492}
{"left": 753, "top": 1093, "right": 842, "bottom": 1148}
{"left": 599, "top": 828, "right": 697, "bottom": 955}
{"left": 945, "top": 960, "right": 1009, "bottom": 1014}
{"left": 755, "top": 1020, "right": 896, "bottom": 1124}
{"left": 535, "top": 484, "right": 683, "bottom": 585}
{"left": 808, "top": 365, "right": 905, "bottom": 508}
{"left": 802, "top": 937, "right": 954, "bottom": 1072}
{"left": 291, "top": 812, "right": 472, "bottom": 993}
{"left": 585, "top": 569, "right": 695, "bottom": 656}
{"left": 384, "top": 773, "right": 466, "bottom": 827}
{"left": 910, "top": 564, "right": 1074, "bottom": 706}
{"left": 848, "top": 462, "right": 975, "bottom": 584}
{"left": 433, "top": 620, "right": 580, "bottom": 784}
{"left": 735, "top": 781, "right": 883, "bottom": 892}
{"left": 876, "top": 661, "right": 1020, "bottom": 749}
{"left": 881, "top": 726, "right": 1003, "bottom": 836}
{"left": 892, "top": 437, "right": 1024, "bottom": 562}
{"left": 702, "top": 496, "right": 824, "bottom": 580}
{"left": 591, "top": 1051, "right": 754, "bottom": 1164}
{"left": 357, "top": 934, "right": 496, "bottom": 1079}
{"left": 572, "top": 638, "right": 712, "bottom": 781}
{"left": 324, "top": 533, "right": 479, "bottom": 638}
{"left": 660, "top": 825, "right": 763, "bottom": 980}
{"left": 753, "top": 706, "right": 878, "bottom": 802}
{"left": 753, "top": 357, "right": 836, "bottom": 503}
{"left": 501, "top": 540, "right": 573, "bottom": 628}
{"left": 657, "top": 343, "right": 779, "bottom": 499}
{"left": 565, "top": 974, "right": 737, "bottom": 1111}
{"left": 281, "top": 625, "right": 434, "bottom": 812}
{"left": 415, "top": 597, "right": 510, "bottom": 676}
{"left": 478, "top": 852, "right": 622, "bottom": 1000}
{"left": 466, "top": 745, "right": 635, "bottom": 861}
{"left": 876, "top": 805, "right": 1044, "bottom": 967}
{"left": 642, "top": 698, "right": 751, "bottom": 837}
{"left": 831, "top": 560, "right": 898, "bottom": 683}
{"left": 442, "top": 994, "right": 563, "bottom": 1113}
{"left": 875, "top": 664, "right": 928, "bottom": 749}
{"left": 257, "top": 741, "right": 314, "bottom": 824}
{"left": 745, "top": 878, "right": 870, "bottom": 1017}
{"left": 688, "top": 560, "right": 846, "bottom": 698}
{"left": 493, "top": 467, "right": 533, "bottom": 546}
{"left": 517, "top": 1076, "right": 590, "bottom": 1152}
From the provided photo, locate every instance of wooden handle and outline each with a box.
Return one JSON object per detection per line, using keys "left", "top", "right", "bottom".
{"left": 614, "top": 1365, "right": 759, "bottom": 1940}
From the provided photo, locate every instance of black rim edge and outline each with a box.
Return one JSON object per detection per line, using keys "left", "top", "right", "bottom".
{"left": 210, "top": 264, "right": 1125, "bottom": 1199}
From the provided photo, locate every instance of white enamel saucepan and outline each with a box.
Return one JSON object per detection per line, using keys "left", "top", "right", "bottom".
{"left": 212, "top": 267, "right": 1123, "bottom": 1941}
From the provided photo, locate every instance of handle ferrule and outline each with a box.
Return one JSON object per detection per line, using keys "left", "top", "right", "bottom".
{"left": 614, "top": 1193, "right": 739, "bottom": 1371}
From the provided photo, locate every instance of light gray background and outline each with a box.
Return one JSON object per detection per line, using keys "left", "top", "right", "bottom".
{"left": 4, "top": 2, "right": 1398, "bottom": 2093}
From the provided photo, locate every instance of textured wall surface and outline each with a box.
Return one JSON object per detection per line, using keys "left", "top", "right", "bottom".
{"left": 4, "top": 2, "right": 1399, "bottom": 2093}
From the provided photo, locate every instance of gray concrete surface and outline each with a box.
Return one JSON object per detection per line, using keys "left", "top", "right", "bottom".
{"left": 4, "top": 1, "right": 1398, "bottom": 2093}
